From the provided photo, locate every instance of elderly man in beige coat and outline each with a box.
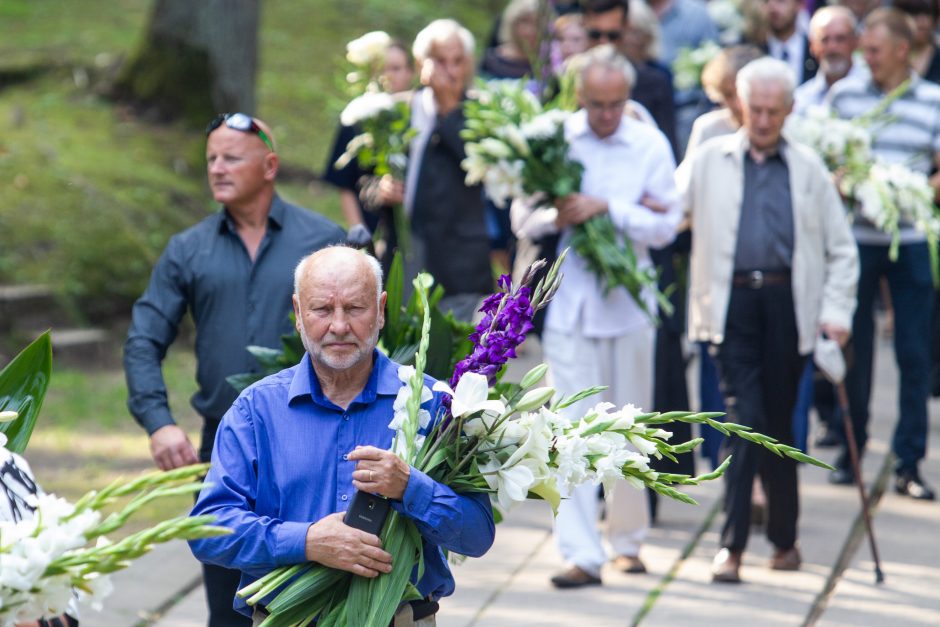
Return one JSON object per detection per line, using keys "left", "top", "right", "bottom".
{"left": 677, "top": 57, "right": 858, "bottom": 583}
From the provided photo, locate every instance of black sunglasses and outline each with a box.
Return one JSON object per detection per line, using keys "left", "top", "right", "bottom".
{"left": 587, "top": 28, "right": 624, "bottom": 42}
{"left": 206, "top": 112, "right": 274, "bottom": 151}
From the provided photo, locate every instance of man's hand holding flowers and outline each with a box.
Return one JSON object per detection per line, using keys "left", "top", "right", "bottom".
{"left": 554, "top": 194, "right": 608, "bottom": 228}
{"left": 304, "top": 513, "right": 394, "bottom": 579}
{"left": 349, "top": 445, "right": 412, "bottom": 499}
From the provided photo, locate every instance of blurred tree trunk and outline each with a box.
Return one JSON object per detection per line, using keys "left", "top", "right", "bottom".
{"left": 114, "top": 0, "right": 260, "bottom": 124}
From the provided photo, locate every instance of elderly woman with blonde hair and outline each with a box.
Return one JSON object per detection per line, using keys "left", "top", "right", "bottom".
{"left": 481, "top": 0, "right": 552, "bottom": 79}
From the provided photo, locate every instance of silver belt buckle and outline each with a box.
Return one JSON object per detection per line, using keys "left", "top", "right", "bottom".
{"left": 749, "top": 270, "right": 764, "bottom": 289}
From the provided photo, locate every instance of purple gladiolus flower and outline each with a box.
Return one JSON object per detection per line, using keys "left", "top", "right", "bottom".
{"left": 450, "top": 274, "right": 536, "bottom": 389}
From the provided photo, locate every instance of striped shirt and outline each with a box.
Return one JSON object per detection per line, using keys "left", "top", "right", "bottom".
{"left": 828, "top": 72, "right": 940, "bottom": 244}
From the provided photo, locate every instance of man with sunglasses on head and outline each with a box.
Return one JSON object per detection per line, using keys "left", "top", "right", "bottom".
{"left": 123, "top": 113, "right": 344, "bottom": 626}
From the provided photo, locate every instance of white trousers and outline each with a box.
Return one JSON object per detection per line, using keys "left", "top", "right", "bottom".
{"left": 543, "top": 324, "right": 654, "bottom": 577}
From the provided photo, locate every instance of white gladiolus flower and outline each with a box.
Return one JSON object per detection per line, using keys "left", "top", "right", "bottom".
{"left": 611, "top": 403, "right": 643, "bottom": 430}
{"left": 433, "top": 373, "right": 506, "bottom": 418}
{"left": 340, "top": 92, "right": 395, "bottom": 126}
{"left": 628, "top": 433, "right": 659, "bottom": 456}
{"left": 389, "top": 366, "right": 433, "bottom": 432}
{"left": 346, "top": 31, "right": 392, "bottom": 66}
{"left": 552, "top": 435, "right": 591, "bottom": 488}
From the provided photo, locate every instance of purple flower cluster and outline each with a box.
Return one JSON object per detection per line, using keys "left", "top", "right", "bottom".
{"left": 450, "top": 275, "right": 535, "bottom": 388}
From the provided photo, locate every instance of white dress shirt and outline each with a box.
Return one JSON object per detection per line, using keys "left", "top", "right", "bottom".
{"left": 768, "top": 32, "right": 806, "bottom": 84}
{"left": 544, "top": 109, "right": 682, "bottom": 338}
{"left": 403, "top": 88, "right": 437, "bottom": 217}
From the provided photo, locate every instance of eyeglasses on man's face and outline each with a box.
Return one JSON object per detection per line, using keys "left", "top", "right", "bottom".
{"left": 587, "top": 28, "right": 624, "bottom": 42}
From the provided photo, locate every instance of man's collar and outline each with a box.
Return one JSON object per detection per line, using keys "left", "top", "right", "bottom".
{"left": 867, "top": 70, "right": 919, "bottom": 96}
{"left": 288, "top": 349, "right": 403, "bottom": 408}
{"left": 218, "top": 194, "right": 284, "bottom": 234}
{"left": 569, "top": 108, "right": 632, "bottom": 145}
{"left": 724, "top": 129, "right": 788, "bottom": 163}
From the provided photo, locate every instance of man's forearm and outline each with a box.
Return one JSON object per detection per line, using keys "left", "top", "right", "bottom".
{"left": 396, "top": 469, "right": 495, "bottom": 557}
{"left": 123, "top": 336, "right": 175, "bottom": 435}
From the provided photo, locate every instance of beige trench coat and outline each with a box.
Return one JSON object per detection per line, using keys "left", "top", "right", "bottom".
{"left": 677, "top": 130, "right": 859, "bottom": 355}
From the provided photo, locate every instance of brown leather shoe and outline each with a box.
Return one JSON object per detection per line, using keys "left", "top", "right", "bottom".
{"left": 550, "top": 565, "right": 602, "bottom": 589}
{"left": 770, "top": 546, "right": 801, "bottom": 571}
{"left": 711, "top": 548, "right": 742, "bottom": 583}
{"left": 613, "top": 554, "right": 647, "bottom": 574}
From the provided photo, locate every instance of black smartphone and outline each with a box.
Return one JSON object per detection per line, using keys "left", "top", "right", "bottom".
{"left": 343, "top": 490, "right": 391, "bottom": 535}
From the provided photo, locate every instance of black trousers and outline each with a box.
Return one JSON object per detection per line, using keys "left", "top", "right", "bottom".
{"left": 199, "top": 417, "right": 252, "bottom": 627}
{"left": 713, "top": 283, "right": 805, "bottom": 553}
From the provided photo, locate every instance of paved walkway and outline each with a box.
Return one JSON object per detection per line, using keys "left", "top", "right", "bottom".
{"left": 94, "top": 332, "right": 940, "bottom": 626}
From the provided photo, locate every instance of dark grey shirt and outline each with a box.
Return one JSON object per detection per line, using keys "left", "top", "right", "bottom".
{"left": 123, "top": 195, "right": 344, "bottom": 435}
{"left": 733, "top": 150, "right": 794, "bottom": 272}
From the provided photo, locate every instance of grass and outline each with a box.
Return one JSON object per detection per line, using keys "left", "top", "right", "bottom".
{"left": 0, "top": 0, "right": 502, "bottom": 313}
{"left": 27, "top": 346, "right": 203, "bottom": 534}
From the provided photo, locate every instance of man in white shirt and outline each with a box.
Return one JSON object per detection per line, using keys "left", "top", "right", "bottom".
{"left": 793, "top": 6, "right": 867, "bottom": 114}
{"left": 764, "top": 0, "right": 818, "bottom": 84}
{"left": 544, "top": 45, "right": 683, "bottom": 589}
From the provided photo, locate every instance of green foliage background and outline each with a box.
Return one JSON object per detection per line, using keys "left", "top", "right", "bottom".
{"left": 0, "top": 0, "right": 502, "bottom": 319}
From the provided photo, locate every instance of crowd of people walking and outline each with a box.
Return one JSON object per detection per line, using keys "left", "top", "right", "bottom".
{"left": 114, "top": 0, "right": 940, "bottom": 623}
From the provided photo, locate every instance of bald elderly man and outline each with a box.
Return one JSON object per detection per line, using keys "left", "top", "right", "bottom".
{"left": 190, "top": 246, "right": 495, "bottom": 625}
{"left": 124, "top": 113, "right": 344, "bottom": 626}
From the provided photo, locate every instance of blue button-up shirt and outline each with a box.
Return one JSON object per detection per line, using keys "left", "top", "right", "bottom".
{"left": 189, "top": 350, "right": 495, "bottom": 617}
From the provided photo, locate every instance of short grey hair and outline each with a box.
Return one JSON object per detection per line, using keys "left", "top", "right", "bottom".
{"left": 809, "top": 5, "right": 858, "bottom": 41}
{"left": 736, "top": 57, "right": 796, "bottom": 106}
{"left": 293, "top": 246, "right": 384, "bottom": 307}
{"left": 572, "top": 43, "right": 637, "bottom": 92}
{"left": 413, "top": 19, "right": 476, "bottom": 63}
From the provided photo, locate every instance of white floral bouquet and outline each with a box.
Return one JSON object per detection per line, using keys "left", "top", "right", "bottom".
{"left": 0, "top": 335, "right": 230, "bottom": 626}
{"left": 788, "top": 85, "right": 940, "bottom": 277}
{"left": 343, "top": 30, "right": 394, "bottom": 97}
{"left": 242, "top": 256, "right": 831, "bottom": 626}
{"left": 855, "top": 163, "right": 940, "bottom": 265}
{"left": 708, "top": 0, "right": 746, "bottom": 45}
{"left": 461, "top": 80, "right": 672, "bottom": 323}
{"left": 672, "top": 41, "right": 722, "bottom": 91}
{"left": 786, "top": 105, "right": 873, "bottom": 195}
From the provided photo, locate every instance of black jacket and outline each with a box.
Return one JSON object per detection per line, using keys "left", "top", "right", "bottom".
{"left": 412, "top": 104, "right": 493, "bottom": 296}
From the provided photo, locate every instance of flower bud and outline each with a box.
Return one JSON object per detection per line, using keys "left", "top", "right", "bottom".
{"left": 515, "top": 386, "right": 555, "bottom": 412}
{"left": 0, "top": 410, "right": 18, "bottom": 423}
{"left": 519, "top": 363, "right": 548, "bottom": 389}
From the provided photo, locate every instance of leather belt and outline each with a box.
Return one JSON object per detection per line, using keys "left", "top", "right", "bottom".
{"left": 732, "top": 270, "right": 790, "bottom": 289}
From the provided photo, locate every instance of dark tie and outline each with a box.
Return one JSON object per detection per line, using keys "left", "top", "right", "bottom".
{"left": 781, "top": 48, "right": 790, "bottom": 62}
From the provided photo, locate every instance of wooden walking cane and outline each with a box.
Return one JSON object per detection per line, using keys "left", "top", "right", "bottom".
{"left": 834, "top": 381, "right": 885, "bottom": 584}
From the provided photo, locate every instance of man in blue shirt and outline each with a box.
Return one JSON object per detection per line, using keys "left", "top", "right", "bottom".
{"left": 124, "top": 114, "right": 344, "bottom": 626}
{"left": 190, "top": 246, "right": 495, "bottom": 623}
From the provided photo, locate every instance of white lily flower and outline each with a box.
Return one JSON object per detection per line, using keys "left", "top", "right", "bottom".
{"left": 433, "top": 373, "right": 505, "bottom": 418}
{"left": 480, "top": 457, "right": 540, "bottom": 511}
{"left": 514, "top": 386, "right": 555, "bottom": 412}
{"left": 0, "top": 410, "right": 19, "bottom": 423}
